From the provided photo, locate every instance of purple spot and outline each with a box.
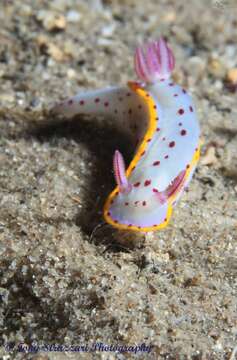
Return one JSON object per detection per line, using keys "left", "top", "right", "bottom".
{"left": 144, "top": 180, "right": 151, "bottom": 187}
{"left": 134, "top": 182, "right": 140, "bottom": 187}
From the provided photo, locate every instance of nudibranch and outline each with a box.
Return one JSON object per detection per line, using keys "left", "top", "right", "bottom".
{"left": 53, "top": 38, "right": 200, "bottom": 232}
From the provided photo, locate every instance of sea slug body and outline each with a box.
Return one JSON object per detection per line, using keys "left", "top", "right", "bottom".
{"left": 53, "top": 38, "right": 200, "bottom": 232}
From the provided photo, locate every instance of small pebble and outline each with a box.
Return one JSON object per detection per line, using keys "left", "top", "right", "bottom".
{"left": 226, "top": 68, "right": 237, "bottom": 84}
{"left": 101, "top": 23, "right": 116, "bottom": 37}
{"left": 201, "top": 146, "right": 217, "bottom": 166}
{"left": 188, "top": 56, "right": 206, "bottom": 79}
{"left": 37, "top": 10, "right": 66, "bottom": 31}
{"left": 208, "top": 58, "right": 225, "bottom": 78}
{"left": 67, "top": 68, "right": 77, "bottom": 79}
{"left": 47, "top": 43, "right": 64, "bottom": 62}
{"left": 66, "top": 10, "right": 81, "bottom": 23}
{"left": 162, "top": 11, "right": 176, "bottom": 23}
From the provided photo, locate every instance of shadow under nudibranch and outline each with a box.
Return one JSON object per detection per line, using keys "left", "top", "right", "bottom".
{"left": 24, "top": 111, "right": 137, "bottom": 247}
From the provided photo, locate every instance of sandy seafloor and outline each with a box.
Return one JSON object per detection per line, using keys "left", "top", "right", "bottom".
{"left": 0, "top": 0, "right": 237, "bottom": 359}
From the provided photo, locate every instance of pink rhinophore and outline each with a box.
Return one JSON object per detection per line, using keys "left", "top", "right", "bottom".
{"left": 134, "top": 38, "right": 175, "bottom": 83}
{"left": 113, "top": 150, "right": 132, "bottom": 194}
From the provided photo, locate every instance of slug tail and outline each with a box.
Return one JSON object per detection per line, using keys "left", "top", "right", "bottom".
{"left": 52, "top": 86, "right": 131, "bottom": 119}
